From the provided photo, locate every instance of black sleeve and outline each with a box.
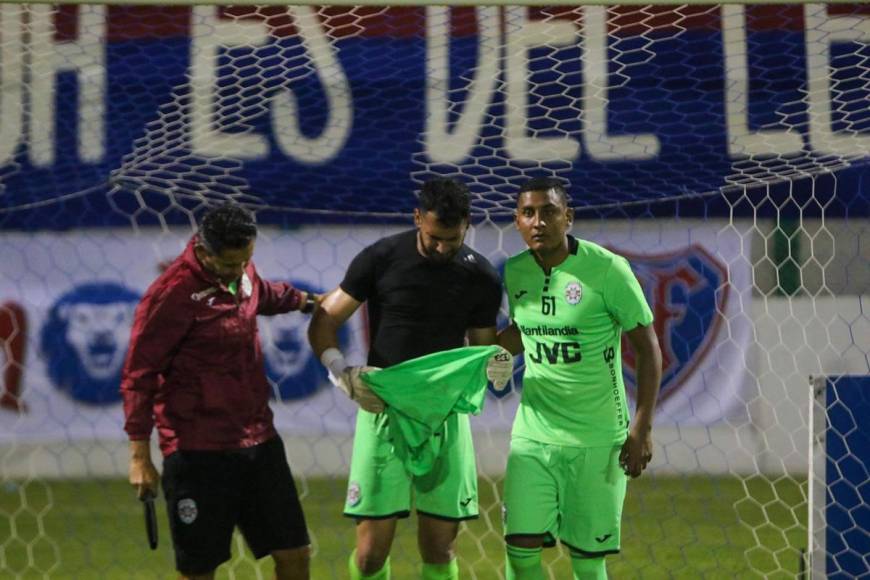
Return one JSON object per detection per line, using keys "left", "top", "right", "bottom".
{"left": 468, "top": 264, "right": 503, "bottom": 329}
{"left": 340, "top": 245, "right": 378, "bottom": 302}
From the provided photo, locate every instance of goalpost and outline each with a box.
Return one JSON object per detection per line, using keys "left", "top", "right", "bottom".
{"left": 809, "top": 375, "right": 870, "bottom": 578}
{"left": 0, "top": 1, "right": 867, "bottom": 578}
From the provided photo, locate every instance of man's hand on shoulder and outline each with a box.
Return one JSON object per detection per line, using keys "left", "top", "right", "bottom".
{"left": 486, "top": 346, "right": 514, "bottom": 391}
{"left": 330, "top": 366, "right": 385, "bottom": 413}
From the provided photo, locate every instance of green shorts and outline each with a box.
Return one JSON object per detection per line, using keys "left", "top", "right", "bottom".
{"left": 344, "top": 410, "right": 478, "bottom": 521}
{"left": 503, "top": 437, "right": 627, "bottom": 556}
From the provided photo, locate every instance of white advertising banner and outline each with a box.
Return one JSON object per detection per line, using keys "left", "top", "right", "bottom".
{"left": 0, "top": 221, "right": 751, "bottom": 444}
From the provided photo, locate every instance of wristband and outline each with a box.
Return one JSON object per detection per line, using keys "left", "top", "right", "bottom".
{"left": 320, "top": 347, "right": 347, "bottom": 377}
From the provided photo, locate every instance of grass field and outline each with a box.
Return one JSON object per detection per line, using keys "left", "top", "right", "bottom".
{"left": 0, "top": 475, "right": 806, "bottom": 579}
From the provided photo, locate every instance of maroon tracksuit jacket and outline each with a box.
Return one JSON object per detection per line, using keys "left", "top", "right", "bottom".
{"left": 121, "top": 237, "right": 304, "bottom": 456}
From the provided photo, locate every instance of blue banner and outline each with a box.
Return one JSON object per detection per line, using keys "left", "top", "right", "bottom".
{"left": 0, "top": 5, "right": 867, "bottom": 229}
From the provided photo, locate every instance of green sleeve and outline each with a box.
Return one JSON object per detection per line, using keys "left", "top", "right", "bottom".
{"left": 603, "top": 256, "right": 653, "bottom": 330}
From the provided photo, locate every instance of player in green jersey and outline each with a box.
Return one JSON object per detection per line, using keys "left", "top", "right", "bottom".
{"left": 498, "top": 177, "right": 663, "bottom": 580}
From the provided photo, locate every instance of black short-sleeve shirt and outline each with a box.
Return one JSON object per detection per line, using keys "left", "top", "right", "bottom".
{"left": 341, "top": 229, "right": 502, "bottom": 368}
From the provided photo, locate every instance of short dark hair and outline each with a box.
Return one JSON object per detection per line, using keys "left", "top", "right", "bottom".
{"left": 198, "top": 203, "right": 258, "bottom": 255}
{"left": 518, "top": 177, "right": 570, "bottom": 207}
{"left": 418, "top": 178, "right": 470, "bottom": 228}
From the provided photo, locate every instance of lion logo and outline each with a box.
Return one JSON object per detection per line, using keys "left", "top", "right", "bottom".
{"left": 260, "top": 281, "right": 349, "bottom": 401}
{"left": 40, "top": 282, "right": 140, "bottom": 404}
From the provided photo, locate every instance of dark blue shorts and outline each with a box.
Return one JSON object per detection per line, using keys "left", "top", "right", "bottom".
{"left": 162, "top": 436, "right": 309, "bottom": 575}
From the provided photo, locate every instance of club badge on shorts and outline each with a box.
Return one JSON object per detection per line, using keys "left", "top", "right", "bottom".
{"left": 177, "top": 498, "right": 198, "bottom": 524}
{"left": 346, "top": 481, "right": 361, "bottom": 507}
{"left": 565, "top": 281, "right": 582, "bottom": 305}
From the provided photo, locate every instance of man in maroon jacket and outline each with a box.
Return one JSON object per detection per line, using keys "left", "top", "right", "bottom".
{"left": 122, "top": 204, "right": 317, "bottom": 580}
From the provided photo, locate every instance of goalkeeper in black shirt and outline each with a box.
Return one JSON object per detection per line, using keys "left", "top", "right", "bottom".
{"left": 309, "top": 178, "right": 513, "bottom": 580}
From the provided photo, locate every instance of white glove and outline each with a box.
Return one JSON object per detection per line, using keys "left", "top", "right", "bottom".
{"left": 321, "top": 348, "right": 385, "bottom": 413}
{"left": 486, "top": 347, "right": 514, "bottom": 392}
{"left": 330, "top": 366, "right": 385, "bottom": 413}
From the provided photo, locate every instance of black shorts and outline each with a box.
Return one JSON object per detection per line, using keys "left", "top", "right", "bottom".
{"left": 162, "top": 436, "right": 310, "bottom": 576}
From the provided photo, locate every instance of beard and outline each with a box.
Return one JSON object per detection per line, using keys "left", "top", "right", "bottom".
{"left": 423, "top": 247, "right": 457, "bottom": 264}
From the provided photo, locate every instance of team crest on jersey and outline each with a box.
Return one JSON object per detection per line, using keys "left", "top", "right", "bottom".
{"left": 346, "top": 481, "right": 362, "bottom": 507}
{"left": 178, "top": 498, "right": 198, "bottom": 524}
{"left": 620, "top": 245, "right": 728, "bottom": 403}
{"left": 564, "top": 281, "right": 582, "bottom": 305}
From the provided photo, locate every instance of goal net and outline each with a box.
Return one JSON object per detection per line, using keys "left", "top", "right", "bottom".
{"left": 0, "top": 3, "right": 868, "bottom": 578}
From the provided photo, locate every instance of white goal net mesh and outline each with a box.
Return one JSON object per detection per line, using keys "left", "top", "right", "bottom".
{"left": 0, "top": 3, "right": 868, "bottom": 578}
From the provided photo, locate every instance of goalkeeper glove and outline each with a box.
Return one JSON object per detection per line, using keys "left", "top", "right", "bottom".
{"left": 321, "top": 348, "right": 385, "bottom": 413}
{"left": 486, "top": 347, "right": 514, "bottom": 392}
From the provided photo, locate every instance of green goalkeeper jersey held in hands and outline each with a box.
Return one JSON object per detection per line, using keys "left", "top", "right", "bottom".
{"left": 505, "top": 236, "right": 654, "bottom": 448}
